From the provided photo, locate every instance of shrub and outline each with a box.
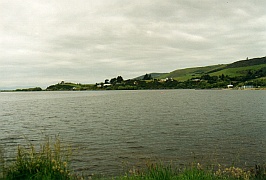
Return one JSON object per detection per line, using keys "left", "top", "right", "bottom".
{"left": 3, "top": 136, "right": 75, "bottom": 180}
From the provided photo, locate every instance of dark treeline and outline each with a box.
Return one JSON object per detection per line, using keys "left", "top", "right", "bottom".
{"left": 95, "top": 67, "right": 266, "bottom": 90}
{"left": 15, "top": 87, "right": 42, "bottom": 91}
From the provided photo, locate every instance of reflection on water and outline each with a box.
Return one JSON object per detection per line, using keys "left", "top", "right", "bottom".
{"left": 0, "top": 90, "right": 266, "bottom": 175}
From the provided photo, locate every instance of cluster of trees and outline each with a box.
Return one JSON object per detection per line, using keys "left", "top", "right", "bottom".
{"left": 46, "top": 83, "right": 94, "bottom": 91}
{"left": 15, "top": 87, "right": 42, "bottom": 91}
{"left": 95, "top": 76, "right": 124, "bottom": 88}
{"left": 143, "top": 73, "right": 152, "bottom": 80}
{"left": 231, "top": 68, "right": 266, "bottom": 82}
{"left": 97, "top": 69, "right": 266, "bottom": 90}
{"left": 109, "top": 76, "right": 124, "bottom": 84}
{"left": 46, "top": 84, "right": 76, "bottom": 91}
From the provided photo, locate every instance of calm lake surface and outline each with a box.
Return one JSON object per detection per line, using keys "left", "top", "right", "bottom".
{"left": 0, "top": 90, "right": 266, "bottom": 175}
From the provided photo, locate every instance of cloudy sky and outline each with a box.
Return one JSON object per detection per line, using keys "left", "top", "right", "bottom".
{"left": 1, "top": 0, "right": 266, "bottom": 89}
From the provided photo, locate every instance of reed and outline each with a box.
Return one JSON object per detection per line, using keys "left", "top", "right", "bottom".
{"left": 1, "top": 136, "right": 79, "bottom": 180}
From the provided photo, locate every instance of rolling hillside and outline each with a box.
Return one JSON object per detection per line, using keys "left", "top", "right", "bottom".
{"left": 226, "top": 56, "right": 266, "bottom": 68}
{"left": 157, "top": 56, "right": 266, "bottom": 81}
{"left": 158, "top": 64, "right": 226, "bottom": 81}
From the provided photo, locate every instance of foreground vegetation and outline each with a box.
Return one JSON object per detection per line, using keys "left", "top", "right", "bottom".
{"left": 0, "top": 137, "right": 266, "bottom": 179}
{"left": 0, "top": 137, "right": 78, "bottom": 180}
{"left": 115, "top": 163, "right": 266, "bottom": 180}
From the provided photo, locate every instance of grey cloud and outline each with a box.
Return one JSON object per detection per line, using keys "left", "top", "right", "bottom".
{"left": 1, "top": 0, "right": 266, "bottom": 89}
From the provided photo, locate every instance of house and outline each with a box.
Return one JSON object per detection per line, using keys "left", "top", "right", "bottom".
{"left": 103, "top": 84, "right": 112, "bottom": 87}
{"left": 192, "top": 79, "right": 201, "bottom": 82}
{"left": 242, "top": 85, "right": 254, "bottom": 89}
{"left": 160, "top": 78, "right": 173, "bottom": 82}
{"left": 227, "top": 84, "right": 233, "bottom": 88}
{"left": 160, "top": 78, "right": 168, "bottom": 82}
{"left": 96, "top": 83, "right": 112, "bottom": 88}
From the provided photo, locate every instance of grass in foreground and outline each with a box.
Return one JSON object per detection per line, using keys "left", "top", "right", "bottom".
{"left": 1, "top": 137, "right": 266, "bottom": 180}
{"left": 115, "top": 162, "right": 266, "bottom": 180}
{"left": 0, "top": 136, "right": 81, "bottom": 180}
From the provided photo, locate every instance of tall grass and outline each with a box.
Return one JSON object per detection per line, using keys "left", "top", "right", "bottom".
{"left": 116, "top": 162, "right": 266, "bottom": 180}
{"left": 1, "top": 136, "right": 79, "bottom": 180}
{"left": 1, "top": 136, "right": 266, "bottom": 179}
{"left": 116, "top": 162, "right": 214, "bottom": 180}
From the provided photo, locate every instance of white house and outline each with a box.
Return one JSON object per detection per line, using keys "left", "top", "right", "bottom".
{"left": 242, "top": 85, "right": 254, "bottom": 89}
{"left": 103, "top": 84, "right": 112, "bottom": 87}
{"left": 227, "top": 84, "right": 233, "bottom": 88}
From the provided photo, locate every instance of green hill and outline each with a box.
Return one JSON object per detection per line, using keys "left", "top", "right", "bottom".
{"left": 210, "top": 64, "right": 266, "bottom": 77}
{"left": 158, "top": 64, "right": 226, "bottom": 81}
{"left": 158, "top": 56, "right": 266, "bottom": 81}
{"left": 226, "top": 56, "right": 266, "bottom": 68}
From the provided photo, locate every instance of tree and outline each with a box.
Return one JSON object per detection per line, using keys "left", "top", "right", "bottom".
{"left": 201, "top": 74, "right": 211, "bottom": 80}
{"left": 105, "top": 79, "right": 109, "bottom": 84}
{"left": 110, "top": 78, "right": 117, "bottom": 85}
{"left": 143, "top": 73, "right": 152, "bottom": 80}
{"left": 220, "top": 74, "right": 225, "bottom": 81}
{"left": 117, "top": 76, "right": 123, "bottom": 83}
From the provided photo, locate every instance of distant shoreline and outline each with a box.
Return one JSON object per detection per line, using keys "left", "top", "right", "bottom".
{"left": 1, "top": 87, "right": 266, "bottom": 92}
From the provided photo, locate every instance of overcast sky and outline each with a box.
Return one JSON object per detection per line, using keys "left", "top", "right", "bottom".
{"left": 1, "top": 0, "right": 266, "bottom": 89}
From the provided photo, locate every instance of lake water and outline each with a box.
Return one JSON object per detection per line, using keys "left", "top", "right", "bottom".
{"left": 0, "top": 90, "right": 266, "bottom": 175}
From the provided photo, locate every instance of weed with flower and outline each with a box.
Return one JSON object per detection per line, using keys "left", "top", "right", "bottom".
{"left": 2, "top": 136, "right": 76, "bottom": 180}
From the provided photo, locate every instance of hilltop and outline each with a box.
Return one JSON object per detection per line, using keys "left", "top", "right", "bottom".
{"left": 155, "top": 56, "right": 266, "bottom": 81}
{"left": 226, "top": 56, "right": 266, "bottom": 68}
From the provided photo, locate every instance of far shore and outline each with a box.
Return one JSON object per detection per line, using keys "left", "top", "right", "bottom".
{"left": 1, "top": 87, "right": 266, "bottom": 92}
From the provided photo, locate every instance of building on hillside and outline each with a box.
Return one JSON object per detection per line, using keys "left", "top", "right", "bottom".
{"left": 160, "top": 78, "right": 174, "bottom": 82}
{"left": 103, "top": 84, "right": 112, "bottom": 87}
{"left": 192, "top": 79, "right": 201, "bottom": 82}
{"left": 242, "top": 85, "right": 254, "bottom": 89}
{"left": 227, "top": 84, "right": 234, "bottom": 88}
{"left": 160, "top": 78, "right": 168, "bottom": 82}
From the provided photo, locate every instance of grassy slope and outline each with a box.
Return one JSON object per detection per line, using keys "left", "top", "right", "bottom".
{"left": 158, "top": 64, "right": 226, "bottom": 81}
{"left": 227, "top": 56, "right": 266, "bottom": 68}
{"left": 157, "top": 56, "right": 266, "bottom": 81}
{"left": 210, "top": 64, "right": 266, "bottom": 77}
